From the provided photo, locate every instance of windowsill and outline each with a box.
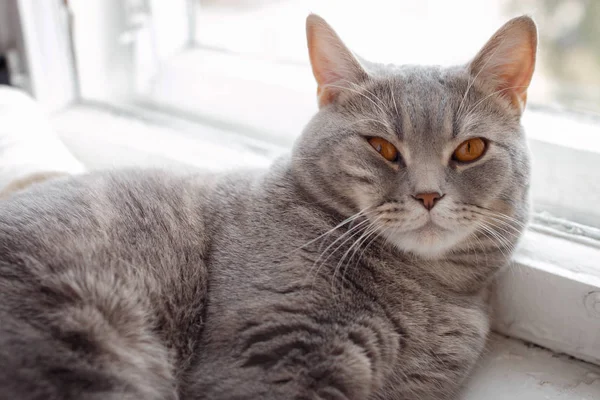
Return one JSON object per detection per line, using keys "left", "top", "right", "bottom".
{"left": 52, "top": 102, "right": 281, "bottom": 171}
{"left": 493, "top": 228, "right": 600, "bottom": 365}
{"left": 48, "top": 102, "right": 600, "bottom": 398}
{"left": 461, "top": 333, "right": 600, "bottom": 399}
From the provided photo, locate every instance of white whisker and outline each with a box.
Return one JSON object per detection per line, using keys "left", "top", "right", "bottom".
{"left": 331, "top": 218, "right": 380, "bottom": 294}
{"left": 325, "top": 83, "right": 388, "bottom": 117}
{"left": 463, "top": 85, "right": 529, "bottom": 119}
{"left": 289, "top": 208, "right": 370, "bottom": 255}
{"left": 305, "top": 218, "right": 371, "bottom": 287}
{"left": 457, "top": 34, "right": 507, "bottom": 118}
{"left": 389, "top": 81, "right": 400, "bottom": 121}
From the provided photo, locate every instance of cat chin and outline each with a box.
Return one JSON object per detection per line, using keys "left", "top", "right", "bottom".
{"left": 385, "top": 226, "right": 472, "bottom": 260}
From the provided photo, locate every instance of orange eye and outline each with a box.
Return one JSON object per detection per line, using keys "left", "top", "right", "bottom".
{"left": 453, "top": 138, "right": 486, "bottom": 163}
{"left": 368, "top": 137, "right": 399, "bottom": 162}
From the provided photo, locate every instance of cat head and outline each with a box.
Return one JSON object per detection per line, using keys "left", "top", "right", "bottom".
{"left": 292, "top": 14, "right": 536, "bottom": 259}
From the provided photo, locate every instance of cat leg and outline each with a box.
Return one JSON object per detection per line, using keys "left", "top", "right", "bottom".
{"left": 186, "top": 332, "right": 376, "bottom": 400}
{"left": 0, "top": 261, "right": 178, "bottom": 400}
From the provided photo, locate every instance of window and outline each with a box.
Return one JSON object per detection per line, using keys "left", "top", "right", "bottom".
{"left": 14, "top": 0, "right": 600, "bottom": 366}
{"left": 63, "top": 0, "right": 600, "bottom": 227}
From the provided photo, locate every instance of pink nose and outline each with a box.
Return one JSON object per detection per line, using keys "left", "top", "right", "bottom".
{"left": 413, "top": 192, "right": 443, "bottom": 211}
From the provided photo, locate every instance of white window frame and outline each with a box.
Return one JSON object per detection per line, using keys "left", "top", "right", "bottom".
{"left": 16, "top": 0, "right": 78, "bottom": 111}
{"left": 18, "top": 0, "right": 600, "bottom": 366}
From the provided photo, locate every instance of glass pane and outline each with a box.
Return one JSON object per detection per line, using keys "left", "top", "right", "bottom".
{"left": 194, "top": 0, "right": 600, "bottom": 116}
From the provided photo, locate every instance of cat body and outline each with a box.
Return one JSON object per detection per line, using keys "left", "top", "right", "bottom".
{"left": 0, "top": 15, "right": 536, "bottom": 400}
{"left": 0, "top": 166, "right": 489, "bottom": 400}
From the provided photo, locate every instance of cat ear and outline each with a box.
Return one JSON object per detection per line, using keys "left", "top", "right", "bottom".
{"left": 468, "top": 16, "right": 537, "bottom": 113}
{"left": 306, "top": 14, "right": 368, "bottom": 108}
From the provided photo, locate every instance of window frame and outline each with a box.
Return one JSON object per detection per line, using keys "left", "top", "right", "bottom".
{"left": 21, "top": 0, "right": 600, "bottom": 366}
{"left": 15, "top": 0, "right": 78, "bottom": 111}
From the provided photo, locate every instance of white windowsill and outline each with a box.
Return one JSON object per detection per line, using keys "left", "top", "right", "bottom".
{"left": 462, "top": 333, "right": 600, "bottom": 399}
{"left": 50, "top": 103, "right": 600, "bottom": 399}
{"left": 494, "top": 229, "right": 600, "bottom": 365}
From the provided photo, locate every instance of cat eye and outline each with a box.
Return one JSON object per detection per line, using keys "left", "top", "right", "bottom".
{"left": 452, "top": 138, "right": 487, "bottom": 163}
{"left": 368, "top": 137, "right": 399, "bottom": 162}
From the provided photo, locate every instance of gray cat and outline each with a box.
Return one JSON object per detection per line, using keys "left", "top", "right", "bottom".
{"left": 0, "top": 14, "right": 536, "bottom": 400}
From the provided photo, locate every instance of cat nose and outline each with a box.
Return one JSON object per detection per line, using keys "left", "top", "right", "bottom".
{"left": 412, "top": 192, "right": 443, "bottom": 211}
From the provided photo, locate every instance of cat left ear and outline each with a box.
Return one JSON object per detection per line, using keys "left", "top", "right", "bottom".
{"left": 468, "top": 16, "right": 537, "bottom": 113}
{"left": 306, "top": 14, "right": 368, "bottom": 108}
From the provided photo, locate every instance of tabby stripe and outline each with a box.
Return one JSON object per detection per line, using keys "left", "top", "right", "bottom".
{"left": 340, "top": 272, "right": 408, "bottom": 341}
{"left": 253, "top": 283, "right": 314, "bottom": 295}
{"left": 316, "top": 386, "right": 349, "bottom": 400}
{"left": 340, "top": 170, "right": 375, "bottom": 185}
{"left": 348, "top": 329, "right": 380, "bottom": 371}
{"left": 241, "top": 339, "right": 316, "bottom": 369}
{"left": 271, "top": 305, "right": 334, "bottom": 326}
{"left": 241, "top": 323, "right": 323, "bottom": 352}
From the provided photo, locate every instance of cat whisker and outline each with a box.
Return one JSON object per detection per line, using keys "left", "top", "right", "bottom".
{"left": 289, "top": 208, "right": 371, "bottom": 255}
{"left": 463, "top": 85, "right": 529, "bottom": 120}
{"left": 325, "top": 83, "right": 388, "bottom": 117}
{"left": 477, "top": 216, "right": 522, "bottom": 238}
{"left": 388, "top": 81, "right": 400, "bottom": 121}
{"left": 457, "top": 34, "right": 508, "bottom": 118}
{"left": 454, "top": 202, "right": 526, "bottom": 230}
{"left": 331, "top": 217, "right": 382, "bottom": 292}
{"left": 475, "top": 228, "right": 509, "bottom": 260}
{"left": 305, "top": 218, "right": 371, "bottom": 287}
{"left": 479, "top": 220, "right": 516, "bottom": 249}
{"left": 313, "top": 217, "right": 371, "bottom": 265}
{"left": 468, "top": 212, "right": 526, "bottom": 239}
{"left": 474, "top": 221, "right": 515, "bottom": 260}
{"left": 343, "top": 79, "right": 389, "bottom": 110}
{"left": 479, "top": 209, "right": 527, "bottom": 228}
{"left": 484, "top": 217, "right": 523, "bottom": 236}
{"left": 478, "top": 213, "right": 525, "bottom": 229}
{"left": 322, "top": 221, "right": 376, "bottom": 291}
{"left": 352, "top": 224, "right": 388, "bottom": 269}
{"left": 463, "top": 236, "right": 479, "bottom": 265}
{"left": 337, "top": 225, "right": 388, "bottom": 298}
{"left": 339, "top": 118, "right": 392, "bottom": 132}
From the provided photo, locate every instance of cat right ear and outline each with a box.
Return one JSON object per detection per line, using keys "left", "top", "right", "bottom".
{"left": 468, "top": 16, "right": 537, "bottom": 113}
{"left": 306, "top": 14, "right": 368, "bottom": 108}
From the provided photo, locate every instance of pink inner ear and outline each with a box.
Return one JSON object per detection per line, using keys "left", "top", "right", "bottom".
{"left": 471, "top": 18, "right": 537, "bottom": 112}
{"left": 315, "top": 59, "right": 342, "bottom": 88}
{"left": 308, "top": 43, "right": 344, "bottom": 107}
{"left": 307, "top": 29, "right": 347, "bottom": 88}
{"left": 499, "top": 49, "right": 535, "bottom": 111}
{"left": 306, "top": 14, "right": 367, "bottom": 107}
